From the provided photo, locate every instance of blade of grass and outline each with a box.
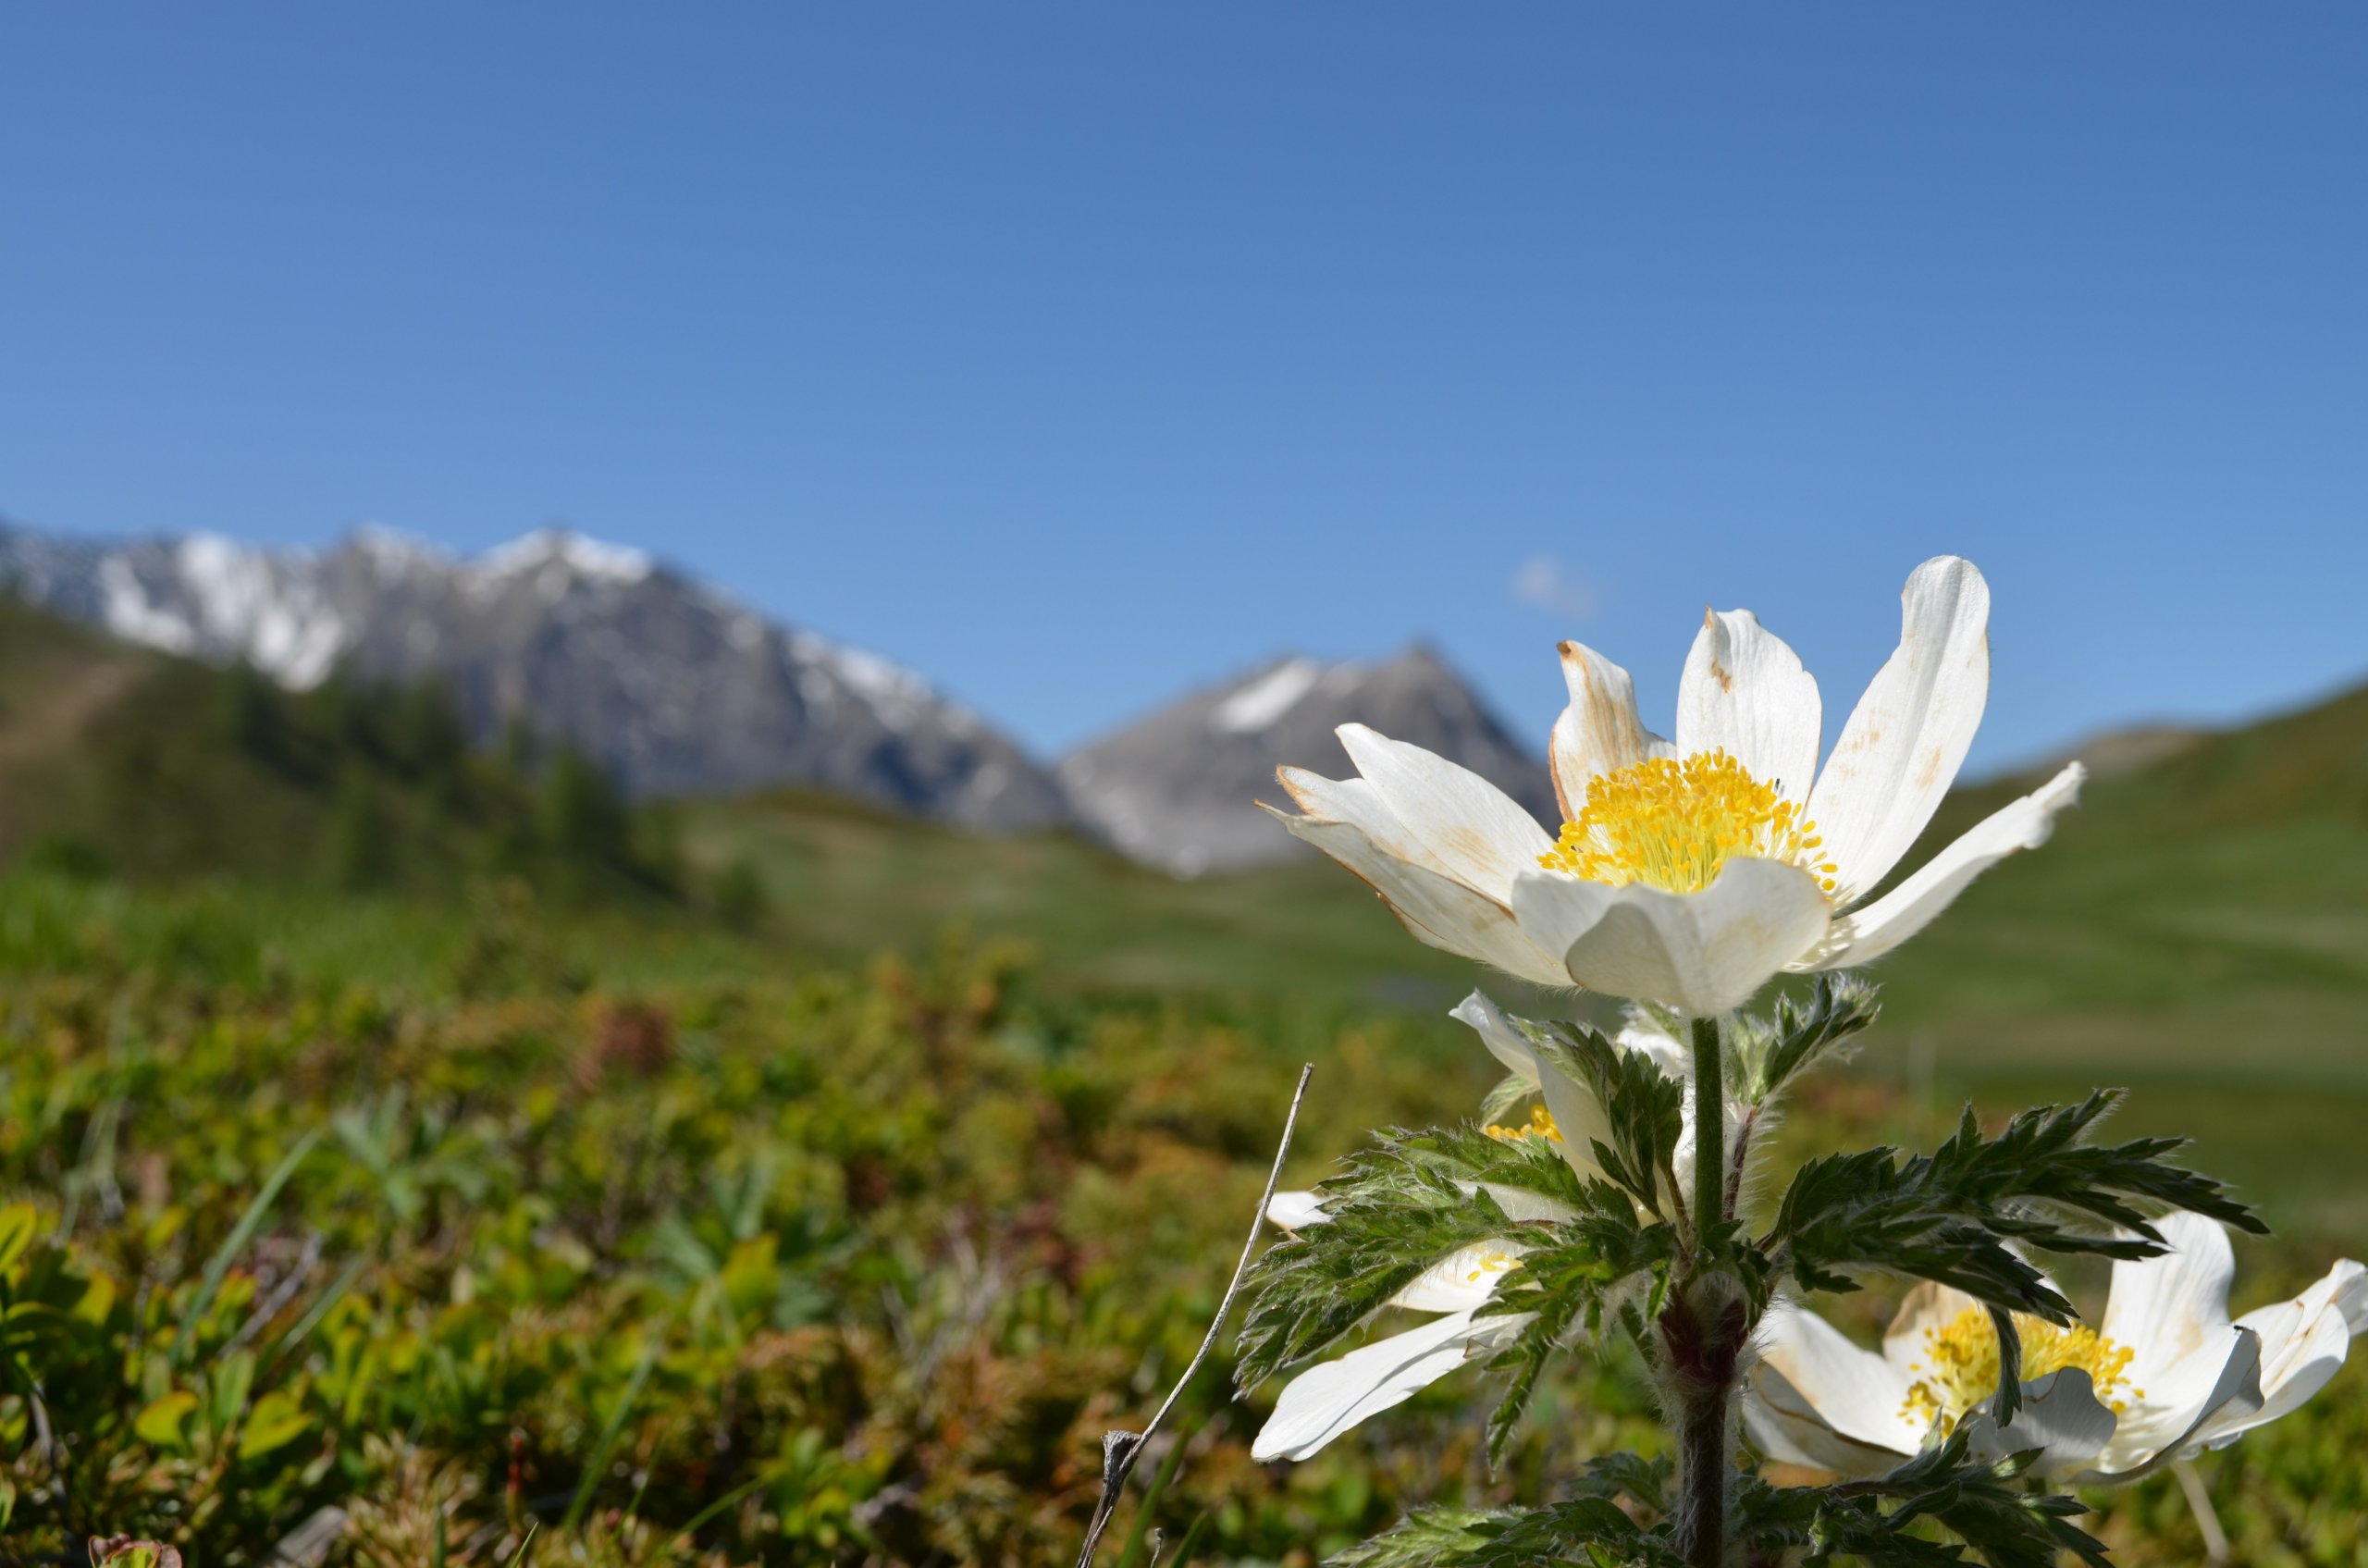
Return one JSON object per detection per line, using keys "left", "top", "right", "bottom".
{"left": 561, "top": 1332, "right": 664, "bottom": 1532}
{"left": 667, "top": 1475, "right": 769, "bottom": 1548}
{"left": 504, "top": 1521, "right": 539, "bottom": 1567}
{"left": 171, "top": 1127, "right": 321, "bottom": 1366}
{"left": 265, "top": 1253, "right": 369, "bottom": 1373}
{"left": 1164, "top": 1513, "right": 1209, "bottom": 1568}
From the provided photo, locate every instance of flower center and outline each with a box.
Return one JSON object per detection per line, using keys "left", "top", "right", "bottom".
{"left": 1484, "top": 1104, "right": 1563, "bottom": 1145}
{"left": 1900, "top": 1305, "right": 2143, "bottom": 1435}
{"left": 1536, "top": 749, "right": 1838, "bottom": 895}
{"left": 1464, "top": 1247, "right": 1524, "bottom": 1286}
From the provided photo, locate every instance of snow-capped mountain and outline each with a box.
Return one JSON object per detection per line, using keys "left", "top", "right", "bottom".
{"left": 1060, "top": 647, "right": 1558, "bottom": 875}
{"left": 0, "top": 519, "right": 1071, "bottom": 831}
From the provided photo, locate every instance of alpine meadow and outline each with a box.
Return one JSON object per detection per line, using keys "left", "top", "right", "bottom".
{"left": 0, "top": 547, "right": 2362, "bottom": 1565}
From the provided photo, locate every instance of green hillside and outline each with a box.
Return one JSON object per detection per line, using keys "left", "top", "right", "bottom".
{"left": 669, "top": 787, "right": 1489, "bottom": 1008}
{"left": 0, "top": 599, "right": 676, "bottom": 900}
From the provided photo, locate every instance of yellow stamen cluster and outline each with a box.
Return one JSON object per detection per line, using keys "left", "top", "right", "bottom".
{"left": 1465, "top": 1248, "right": 1524, "bottom": 1285}
{"left": 1537, "top": 749, "right": 1839, "bottom": 895}
{"left": 1900, "top": 1305, "right": 2143, "bottom": 1434}
{"left": 1485, "top": 1104, "right": 1563, "bottom": 1145}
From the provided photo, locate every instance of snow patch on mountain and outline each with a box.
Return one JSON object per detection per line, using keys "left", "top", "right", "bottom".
{"left": 97, "top": 556, "right": 197, "bottom": 654}
{"left": 1063, "top": 647, "right": 1556, "bottom": 875}
{"left": 476, "top": 527, "right": 654, "bottom": 587}
{"left": 177, "top": 535, "right": 350, "bottom": 687}
{"left": 1211, "top": 657, "right": 1325, "bottom": 733}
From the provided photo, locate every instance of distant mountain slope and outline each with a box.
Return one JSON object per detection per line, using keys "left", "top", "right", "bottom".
{"left": 1058, "top": 646, "right": 1558, "bottom": 874}
{"left": 0, "top": 598, "right": 671, "bottom": 897}
{"left": 0, "top": 518, "right": 1070, "bottom": 831}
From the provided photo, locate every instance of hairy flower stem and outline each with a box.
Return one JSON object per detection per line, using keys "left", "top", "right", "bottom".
{"left": 1671, "top": 1012, "right": 1737, "bottom": 1568}
{"left": 1691, "top": 1014, "right": 1724, "bottom": 1247}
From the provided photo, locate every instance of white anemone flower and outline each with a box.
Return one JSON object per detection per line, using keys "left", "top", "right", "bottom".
{"left": 1252, "top": 991, "right": 1705, "bottom": 1461}
{"left": 1266, "top": 556, "right": 2085, "bottom": 1016}
{"left": 1744, "top": 1213, "right": 2367, "bottom": 1484}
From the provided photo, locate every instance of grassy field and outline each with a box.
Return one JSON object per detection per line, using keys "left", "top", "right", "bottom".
{"left": 0, "top": 599, "right": 2363, "bottom": 1562}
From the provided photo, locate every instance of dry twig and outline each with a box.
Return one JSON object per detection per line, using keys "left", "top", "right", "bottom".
{"left": 1074, "top": 1062, "right": 1314, "bottom": 1568}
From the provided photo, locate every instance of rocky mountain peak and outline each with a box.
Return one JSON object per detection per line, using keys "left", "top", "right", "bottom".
{"left": 1061, "top": 645, "right": 1556, "bottom": 875}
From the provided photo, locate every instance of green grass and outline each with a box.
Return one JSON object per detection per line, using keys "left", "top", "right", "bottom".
{"left": 674, "top": 787, "right": 1486, "bottom": 1008}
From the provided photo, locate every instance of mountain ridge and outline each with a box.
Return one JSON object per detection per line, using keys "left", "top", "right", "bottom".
{"left": 0, "top": 514, "right": 1568, "bottom": 868}
{"left": 0, "top": 516, "right": 1072, "bottom": 832}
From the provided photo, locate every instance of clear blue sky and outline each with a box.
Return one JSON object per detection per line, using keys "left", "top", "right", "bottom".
{"left": 6, "top": 6, "right": 2364, "bottom": 773}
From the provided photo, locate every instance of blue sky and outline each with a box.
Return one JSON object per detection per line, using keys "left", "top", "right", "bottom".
{"left": 5, "top": 6, "right": 2364, "bottom": 773}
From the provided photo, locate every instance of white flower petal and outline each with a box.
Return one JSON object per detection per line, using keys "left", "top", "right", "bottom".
{"left": 1675, "top": 609, "right": 1821, "bottom": 803}
{"left": 1511, "top": 858, "right": 1832, "bottom": 1016}
{"left": 1266, "top": 808, "right": 1571, "bottom": 987}
{"left": 1548, "top": 640, "right": 1671, "bottom": 821}
{"left": 1251, "top": 1307, "right": 1531, "bottom": 1462}
{"left": 1392, "top": 1241, "right": 1530, "bottom": 1314}
{"left": 1450, "top": 991, "right": 1544, "bottom": 1085}
{"left": 1756, "top": 1297, "right": 1927, "bottom": 1456}
{"left": 1805, "top": 557, "right": 1992, "bottom": 904}
{"left": 2084, "top": 1328, "right": 2262, "bottom": 1484}
{"left": 1338, "top": 725, "right": 1552, "bottom": 903}
{"left": 1614, "top": 1009, "right": 1691, "bottom": 1080}
{"left": 1527, "top": 1041, "right": 1615, "bottom": 1188}
{"left": 1742, "top": 1362, "right": 1911, "bottom": 1477}
{"left": 1959, "top": 1369, "right": 2118, "bottom": 1477}
{"left": 2193, "top": 1258, "right": 2368, "bottom": 1448}
{"left": 1811, "top": 763, "right": 2084, "bottom": 969}
{"left": 1265, "top": 1191, "right": 1330, "bottom": 1231}
{"left": 1276, "top": 767, "right": 1457, "bottom": 879}
{"left": 2103, "top": 1212, "right": 2237, "bottom": 1384}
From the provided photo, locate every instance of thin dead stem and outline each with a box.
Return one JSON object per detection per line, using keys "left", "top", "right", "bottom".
{"left": 1074, "top": 1062, "right": 1314, "bottom": 1568}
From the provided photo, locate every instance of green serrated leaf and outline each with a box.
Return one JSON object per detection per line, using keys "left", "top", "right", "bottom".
{"left": 1740, "top": 972, "right": 1881, "bottom": 1102}
{"left": 1237, "top": 1121, "right": 1618, "bottom": 1389}
{"left": 1739, "top": 1427, "right": 2112, "bottom": 1568}
{"left": 1328, "top": 1498, "right": 1679, "bottom": 1568}
{"left": 1768, "top": 1090, "right": 2263, "bottom": 1318}
{"left": 1521, "top": 1019, "right": 1684, "bottom": 1216}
